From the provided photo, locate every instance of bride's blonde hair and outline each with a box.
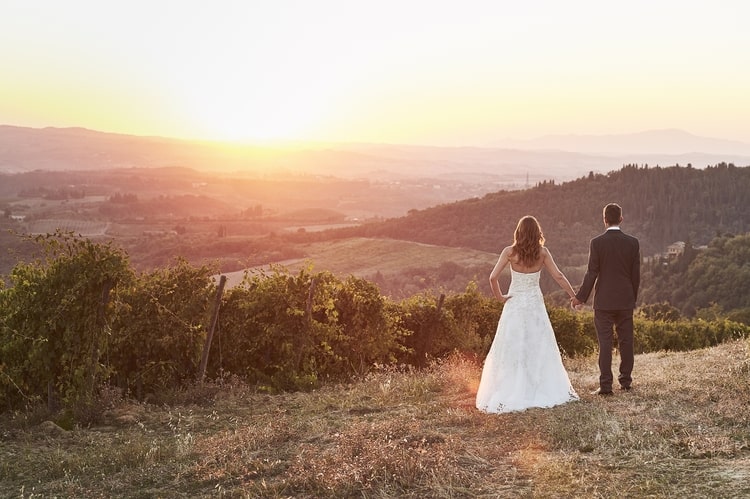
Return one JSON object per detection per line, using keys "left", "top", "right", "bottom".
{"left": 511, "top": 215, "right": 545, "bottom": 267}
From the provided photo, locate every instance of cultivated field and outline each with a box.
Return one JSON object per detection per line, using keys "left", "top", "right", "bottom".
{"left": 222, "top": 237, "right": 499, "bottom": 289}
{"left": 25, "top": 219, "right": 110, "bottom": 236}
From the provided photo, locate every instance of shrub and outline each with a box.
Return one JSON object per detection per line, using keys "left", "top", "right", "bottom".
{"left": 0, "top": 232, "right": 131, "bottom": 413}
{"left": 108, "top": 258, "right": 215, "bottom": 398}
{"left": 443, "top": 281, "right": 503, "bottom": 357}
{"left": 547, "top": 306, "right": 597, "bottom": 357}
{"left": 4, "top": 239, "right": 750, "bottom": 413}
{"left": 213, "top": 266, "right": 406, "bottom": 391}
{"left": 634, "top": 317, "right": 750, "bottom": 353}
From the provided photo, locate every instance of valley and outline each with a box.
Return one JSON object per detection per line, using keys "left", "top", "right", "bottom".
{"left": 0, "top": 165, "right": 510, "bottom": 292}
{"left": 2, "top": 126, "right": 750, "bottom": 311}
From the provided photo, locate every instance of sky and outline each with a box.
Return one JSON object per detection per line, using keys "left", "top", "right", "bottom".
{"left": 2, "top": 0, "right": 750, "bottom": 147}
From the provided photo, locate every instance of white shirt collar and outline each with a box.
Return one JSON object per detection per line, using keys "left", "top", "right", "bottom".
{"left": 607, "top": 226, "right": 621, "bottom": 231}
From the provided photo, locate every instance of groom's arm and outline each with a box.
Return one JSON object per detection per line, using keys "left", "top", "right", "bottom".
{"left": 575, "top": 239, "right": 599, "bottom": 303}
{"left": 631, "top": 238, "right": 641, "bottom": 301}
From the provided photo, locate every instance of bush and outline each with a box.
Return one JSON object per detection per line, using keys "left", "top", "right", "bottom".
{"left": 395, "top": 292, "right": 459, "bottom": 367}
{"left": 547, "top": 306, "right": 598, "bottom": 358}
{"left": 0, "top": 232, "right": 131, "bottom": 413}
{"left": 443, "top": 282, "right": 503, "bottom": 357}
{"left": 4, "top": 238, "right": 750, "bottom": 415}
{"left": 213, "top": 266, "right": 406, "bottom": 391}
{"left": 108, "top": 258, "right": 215, "bottom": 398}
{"left": 634, "top": 317, "right": 750, "bottom": 353}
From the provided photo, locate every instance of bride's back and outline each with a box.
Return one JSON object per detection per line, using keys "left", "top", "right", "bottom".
{"left": 509, "top": 251, "right": 545, "bottom": 274}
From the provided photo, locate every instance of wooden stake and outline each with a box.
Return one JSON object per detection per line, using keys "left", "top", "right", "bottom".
{"left": 198, "top": 275, "right": 227, "bottom": 383}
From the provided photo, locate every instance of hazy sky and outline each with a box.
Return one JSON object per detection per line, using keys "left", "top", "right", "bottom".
{"left": 2, "top": 0, "right": 749, "bottom": 146}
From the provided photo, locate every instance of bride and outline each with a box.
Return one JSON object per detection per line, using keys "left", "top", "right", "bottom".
{"left": 476, "top": 215, "right": 580, "bottom": 413}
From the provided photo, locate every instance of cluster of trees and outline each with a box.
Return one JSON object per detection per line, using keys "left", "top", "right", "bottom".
{"left": 2, "top": 233, "right": 749, "bottom": 422}
{"left": 97, "top": 193, "right": 234, "bottom": 220}
{"left": 640, "top": 233, "right": 750, "bottom": 321}
{"left": 18, "top": 186, "right": 87, "bottom": 200}
{"left": 123, "top": 231, "right": 304, "bottom": 272}
{"left": 108, "top": 192, "right": 138, "bottom": 203}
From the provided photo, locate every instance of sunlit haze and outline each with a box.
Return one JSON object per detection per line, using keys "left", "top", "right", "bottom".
{"left": 2, "top": 0, "right": 750, "bottom": 146}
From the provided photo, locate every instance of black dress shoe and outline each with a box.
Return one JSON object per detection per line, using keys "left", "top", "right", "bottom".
{"left": 591, "top": 388, "right": 613, "bottom": 396}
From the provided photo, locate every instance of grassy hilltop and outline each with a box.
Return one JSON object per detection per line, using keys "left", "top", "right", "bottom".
{"left": 2, "top": 340, "right": 749, "bottom": 498}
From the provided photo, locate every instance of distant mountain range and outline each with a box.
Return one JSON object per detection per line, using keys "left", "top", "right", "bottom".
{"left": 1, "top": 125, "right": 749, "bottom": 182}
{"left": 497, "top": 128, "right": 750, "bottom": 156}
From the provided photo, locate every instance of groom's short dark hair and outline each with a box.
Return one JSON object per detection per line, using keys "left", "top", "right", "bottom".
{"left": 604, "top": 203, "right": 622, "bottom": 225}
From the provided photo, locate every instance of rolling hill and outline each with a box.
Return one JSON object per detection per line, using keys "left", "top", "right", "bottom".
{"left": 325, "top": 163, "right": 750, "bottom": 263}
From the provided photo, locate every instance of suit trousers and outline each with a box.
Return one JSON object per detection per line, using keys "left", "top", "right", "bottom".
{"left": 594, "top": 309, "right": 634, "bottom": 390}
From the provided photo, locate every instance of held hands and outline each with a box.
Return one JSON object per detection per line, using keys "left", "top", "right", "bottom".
{"left": 570, "top": 296, "right": 583, "bottom": 311}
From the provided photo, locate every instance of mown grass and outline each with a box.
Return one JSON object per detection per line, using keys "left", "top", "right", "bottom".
{"left": 222, "top": 237, "right": 498, "bottom": 286}
{"left": 1, "top": 339, "right": 749, "bottom": 498}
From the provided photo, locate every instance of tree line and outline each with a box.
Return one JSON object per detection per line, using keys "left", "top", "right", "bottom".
{"left": 291, "top": 163, "right": 750, "bottom": 266}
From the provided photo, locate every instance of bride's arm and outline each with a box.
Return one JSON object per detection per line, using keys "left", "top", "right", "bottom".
{"left": 542, "top": 247, "right": 577, "bottom": 299}
{"left": 489, "top": 246, "right": 512, "bottom": 302}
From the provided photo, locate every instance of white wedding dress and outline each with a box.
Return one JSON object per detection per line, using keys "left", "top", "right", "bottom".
{"left": 476, "top": 268, "right": 579, "bottom": 413}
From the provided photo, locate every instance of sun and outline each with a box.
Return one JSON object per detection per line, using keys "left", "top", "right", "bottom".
{"left": 168, "top": 49, "right": 342, "bottom": 143}
{"left": 178, "top": 86, "right": 330, "bottom": 143}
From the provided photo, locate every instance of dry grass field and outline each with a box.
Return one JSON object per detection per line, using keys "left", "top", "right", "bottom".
{"left": 25, "top": 219, "right": 110, "bottom": 236}
{"left": 222, "top": 237, "right": 498, "bottom": 289}
{"left": 1, "top": 339, "right": 749, "bottom": 498}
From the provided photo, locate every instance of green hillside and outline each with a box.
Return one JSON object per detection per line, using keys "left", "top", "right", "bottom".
{"left": 325, "top": 163, "right": 750, "bottom": 266}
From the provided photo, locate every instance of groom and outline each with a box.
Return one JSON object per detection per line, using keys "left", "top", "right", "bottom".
{"left": 572, "top": 203, "right": 640, "bottom": 396}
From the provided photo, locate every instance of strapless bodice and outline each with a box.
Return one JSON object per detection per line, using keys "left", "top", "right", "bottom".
{"left": 508, "top": 268, "right": 542, "bottom": 294}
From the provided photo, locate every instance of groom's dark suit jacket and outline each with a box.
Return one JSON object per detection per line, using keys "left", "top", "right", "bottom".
{"left": 576, "top": 228, "right": 641, "bottom": 310}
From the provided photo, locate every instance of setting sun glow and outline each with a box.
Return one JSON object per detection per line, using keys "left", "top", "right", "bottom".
{"left": 2, "top": 1, "right": 750, "bottom": 146}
